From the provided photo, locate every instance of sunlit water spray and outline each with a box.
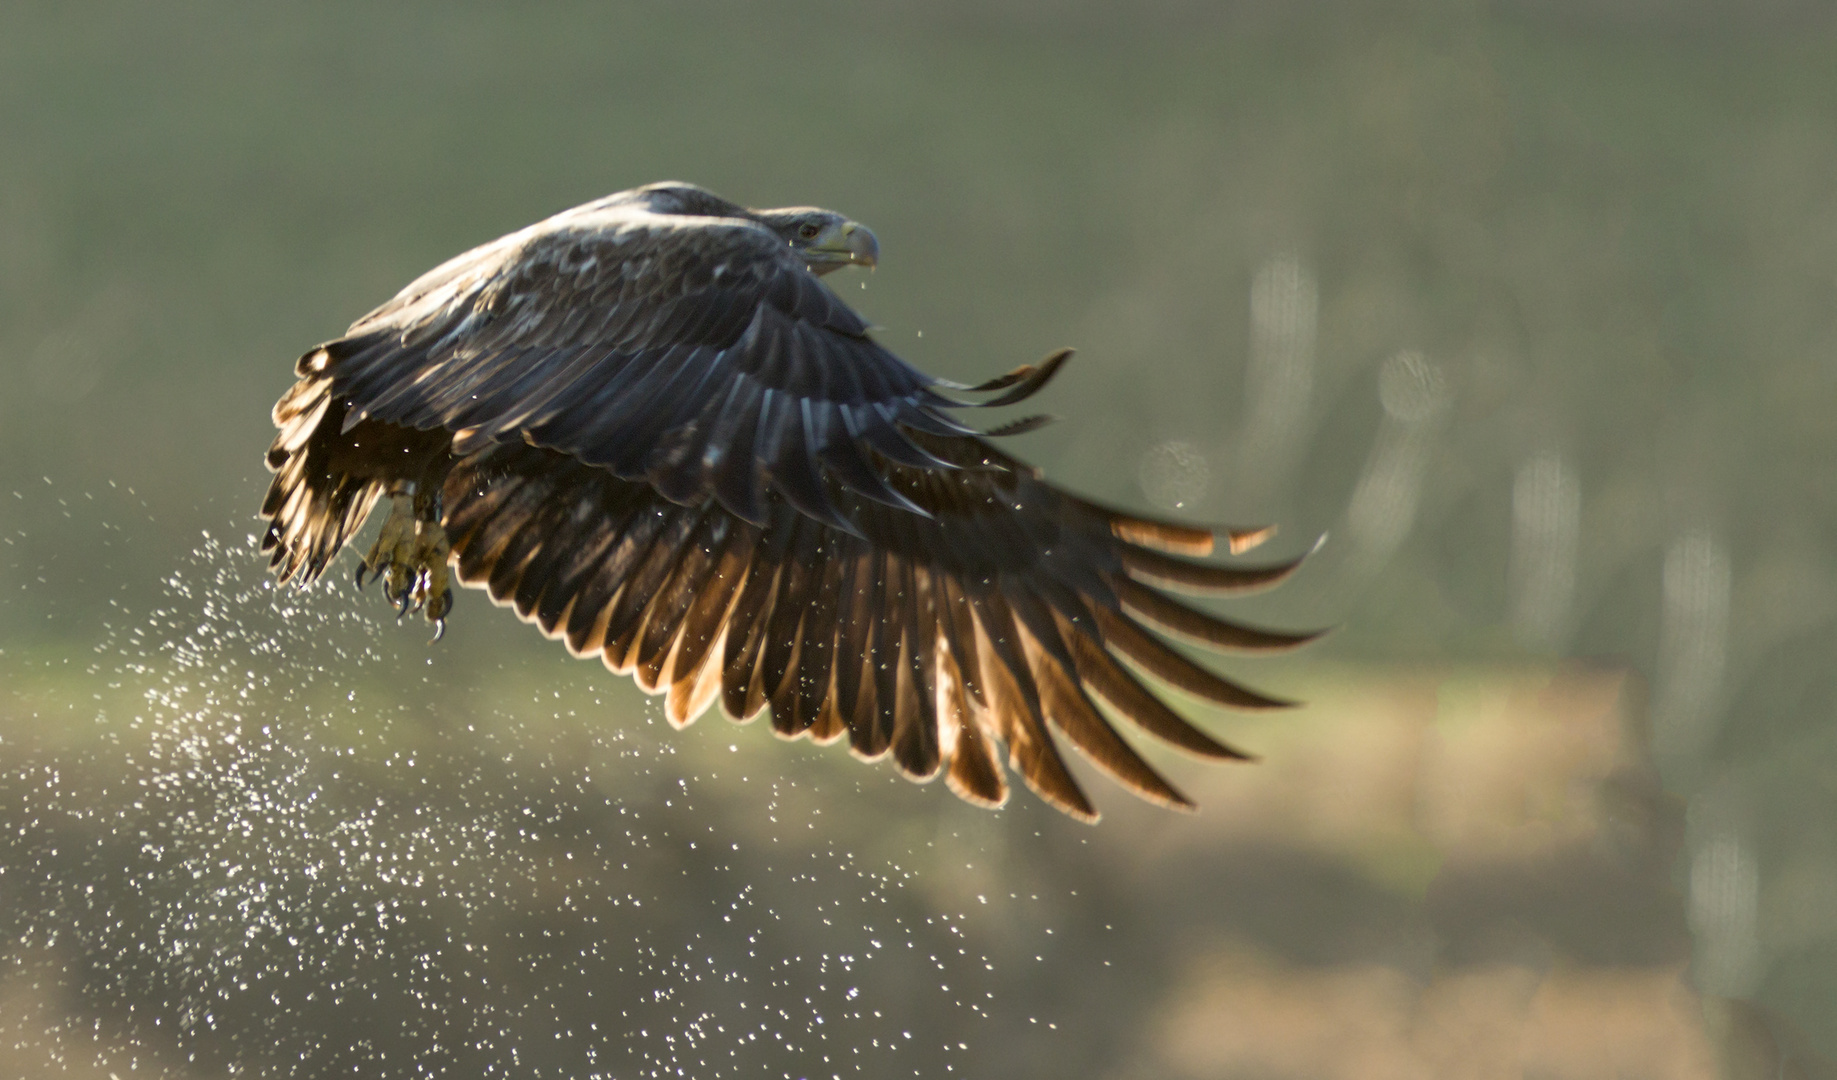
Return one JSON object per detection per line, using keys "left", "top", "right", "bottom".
{"left": 0, "top": 487, "right": 1089, "bottom": 1079}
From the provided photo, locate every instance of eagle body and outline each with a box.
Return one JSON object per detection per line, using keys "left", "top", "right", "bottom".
{"left": 261, "top": 182, "right": 1314, "bottom": 821}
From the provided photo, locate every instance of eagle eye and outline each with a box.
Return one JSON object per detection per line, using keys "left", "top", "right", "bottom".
{"left": 797, "top": 222, "right": 823, "bottom": 240}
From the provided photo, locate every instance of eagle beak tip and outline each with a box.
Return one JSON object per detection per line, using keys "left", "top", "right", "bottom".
{"left": 844, "top": 222, "right": 879, "bottom": 269}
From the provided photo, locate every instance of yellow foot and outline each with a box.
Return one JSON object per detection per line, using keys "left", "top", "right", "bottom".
{"left": 356, "top": 490, "right": 453, "bottom": 640}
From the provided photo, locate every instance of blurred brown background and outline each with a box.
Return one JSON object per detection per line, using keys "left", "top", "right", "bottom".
{"left": 2, "top": 1, "right": 1835, "bottom": 1076}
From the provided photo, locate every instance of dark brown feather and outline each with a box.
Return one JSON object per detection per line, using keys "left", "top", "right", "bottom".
{"left": 1112, "top": 575, "right": 1325, "bottom": 652}
{"left": 1093, "top": 605, "right": 1298, "bottom": 711}
{"left": 940, "top": 652, "right": 1007, "bottom": 807}
{"left": 1118, "top": 545, "right": 1308, "bottom": 595}
{"left": 1066, "top": 624, "right": 1251, "bottom": 761}
{"left": 1020, "top": 620, "right": 1191, "bottom": 811}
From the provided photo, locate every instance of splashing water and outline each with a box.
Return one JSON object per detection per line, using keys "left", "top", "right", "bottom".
{"left": 0, "top": 492, "right": 1078, "bottom": 1079}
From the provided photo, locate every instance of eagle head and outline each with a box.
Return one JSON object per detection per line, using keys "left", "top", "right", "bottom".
{"left": 629, "top": 182, "right": 880, "bottom": 277}
{"left": 754, "top": 207, "right": 880, "bottom": 276}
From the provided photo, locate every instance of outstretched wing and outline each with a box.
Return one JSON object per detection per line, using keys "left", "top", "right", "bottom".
{"left": 304, "top": 208, "right": 1042, "bottom": 532}
{"left": 440, "top": 434, "right": 1316, "bottom": 821}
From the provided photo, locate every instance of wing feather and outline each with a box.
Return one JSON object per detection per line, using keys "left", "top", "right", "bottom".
{"left": 860, "top": 552, "right": 903, "bottom": 760}
{"left": 788, "top": 550, "right": 849, "bottom": 737}
{"left": 665, "top": 528, "right": 754, "bottom": 716}
{"left": 635, "top": 511, "right": 730, "bottom": 691}
{"left": 891, "top": 561, "right": 942, "bottom": 779}
{"left": 1118, "top": 545, "right": 1307, "bottom": 595}
{"left": 1112, "top": 575, "right": 1325, "bottom": 652}
{"left": 939, "top": 650, "right": 1007, "bottom": 807}
{"left": 759, "top": 520, "right": 823, "bottom": 722}
{"left": 1092, "top": 605, "right": 1297, "bottom": 710}
{"left": 1019, "top": 613, "right": 1191, "bottom": 811}
{"left": 1066, "top": 625, "right": 1251, "bottom": 761}
{"left": 719, "top": 525, "right": 792, "bottom": 721}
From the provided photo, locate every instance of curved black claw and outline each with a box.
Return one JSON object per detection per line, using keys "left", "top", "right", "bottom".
{"left": 364, "top": 490, "right": 453, "bottom": 637}
{"left": 429, "top": 618, "right": 446, "bottom": 645}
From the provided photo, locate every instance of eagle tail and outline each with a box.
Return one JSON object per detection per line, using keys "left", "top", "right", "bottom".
{"left": 260, "top": 376, "right": 386, "bottom": 586}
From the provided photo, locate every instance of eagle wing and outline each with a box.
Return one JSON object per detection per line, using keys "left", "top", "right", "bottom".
{"left": 441, "top": 433, "right": 1313, "bottom": 821}
{"left": 311, "top": 208, "right": 1025, "bottom": 531}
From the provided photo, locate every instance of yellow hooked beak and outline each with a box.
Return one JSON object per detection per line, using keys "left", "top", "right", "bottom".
{"left": 806, "top": 220, "right": 878, "bottom": 274}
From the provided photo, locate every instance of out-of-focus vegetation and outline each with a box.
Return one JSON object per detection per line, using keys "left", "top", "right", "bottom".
{"left": 2, "top": 1, "right": 1836, "bottom": 1076}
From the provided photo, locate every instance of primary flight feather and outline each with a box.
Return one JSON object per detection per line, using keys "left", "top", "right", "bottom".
{"left": 260, "top": 181, "right": 1318, "bottom": 821}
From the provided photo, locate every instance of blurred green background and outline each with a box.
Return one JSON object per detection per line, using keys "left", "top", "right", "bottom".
{"left": 3, "top": 1, "right": 1836, "bottom": 1076}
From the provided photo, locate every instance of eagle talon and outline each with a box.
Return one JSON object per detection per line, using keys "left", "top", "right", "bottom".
{"left": 363, "top": 491, "right": 453, "bottom": 634}
{"left": 425, "top": 580, "right": 452, "bottom": 623}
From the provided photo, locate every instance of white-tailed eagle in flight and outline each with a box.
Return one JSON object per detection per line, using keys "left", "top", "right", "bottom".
{"left": 260, "top": 182, "right": 1319, "bottom": 821}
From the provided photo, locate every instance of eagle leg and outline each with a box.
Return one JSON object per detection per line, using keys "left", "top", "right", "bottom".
{"left": 359, "top": 483, "right": 454, "bottom": 640}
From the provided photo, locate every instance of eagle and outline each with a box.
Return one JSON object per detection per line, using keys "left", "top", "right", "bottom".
{"left": 260, "top": 182, "right": 1318, "bottom": 821}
